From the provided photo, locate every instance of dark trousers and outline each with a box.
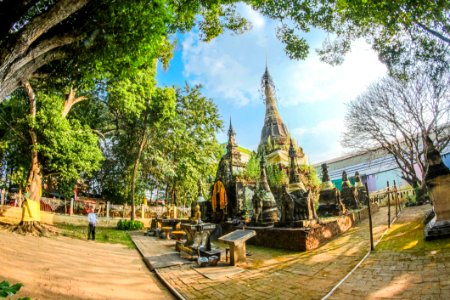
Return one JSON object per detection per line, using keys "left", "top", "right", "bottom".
{"left": 88, "top": 223, "right": 96, "bottom": 240}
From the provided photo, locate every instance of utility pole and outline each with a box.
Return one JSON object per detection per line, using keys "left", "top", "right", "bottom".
{"left": 387, "top": 181, "right": 391, "bottom": 228}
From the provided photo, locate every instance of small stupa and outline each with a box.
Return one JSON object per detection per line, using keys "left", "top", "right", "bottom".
{"left": 354, "top": 171, "right": 368, "bottom": 206}
{"left": 212, "top": 119, "right": 248, "bottom": 221}
{"left": 318, "top": 163, "right": 346, "bottom": 216}
{"left": 287, "top": 139, "right": 316, "bottom": 222}
{"left": 252, "top": 151, "right": 279, "bottom": 223}
{"left": 340, "top": 171, "right": 360, "bottom": 209}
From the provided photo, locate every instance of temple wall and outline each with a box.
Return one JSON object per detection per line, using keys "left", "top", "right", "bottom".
{"left": 226, "top": 204, "right": 378, "bottom": 251}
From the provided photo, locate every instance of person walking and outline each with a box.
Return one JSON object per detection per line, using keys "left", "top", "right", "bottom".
{"left": 87, "top": 207, "right": 97, "bottom": 240}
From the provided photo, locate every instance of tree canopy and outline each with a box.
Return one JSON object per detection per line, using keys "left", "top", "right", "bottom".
{"left": 0, "top": 86, "right": 103, "bottom": 197}
{"left": 251, "top": 0, "right": 450, "bottom": 77}
{"left": 0, "top": 0, "right": 251, "bottom": 101}
{"left": 93, "top": 80, "right": 222, "bottom": 216}
{"left": 1, "top": 0, "right": 448, "bottom": 102}
{"left": 342, "top": 67, "right": 450, "bottom": 196}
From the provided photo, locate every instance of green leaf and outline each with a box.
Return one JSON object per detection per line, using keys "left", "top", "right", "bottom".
{"left": 0, "top": 280, "right": 23, "bottom": 297}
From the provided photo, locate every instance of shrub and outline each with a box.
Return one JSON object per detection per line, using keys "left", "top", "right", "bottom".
{"left": 405, "top": 194, "right": 417, "bottom": 207}
{"left": 0, "top": 280, "right": 28, "bottom": 299}
{"left": 117, "top": 219, "right": 144, "bottom": 230}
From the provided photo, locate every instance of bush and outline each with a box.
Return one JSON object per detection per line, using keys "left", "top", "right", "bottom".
{"left": 405, "top": 194, "right": 417, "bottom": 207}
{"left": 117, "top": 219, "right": 144, "bottom": 230}
{"left": 0, "top": 280, "right": 29, "bottom": 299}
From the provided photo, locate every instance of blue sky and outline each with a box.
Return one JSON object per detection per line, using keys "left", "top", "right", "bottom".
{"left": 156, "top": 4, "right": 387, "bottom": 164}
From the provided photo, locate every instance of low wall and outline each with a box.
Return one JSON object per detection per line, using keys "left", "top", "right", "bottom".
{"left": 0, "top": 206, "right": 151, "bottom": 227}
{"left": 234, "top": 204, "right": 379, "bottom": 251}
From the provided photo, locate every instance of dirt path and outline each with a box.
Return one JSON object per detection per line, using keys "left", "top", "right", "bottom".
{"left": 0, "top": 229, "right": 174, "bottom": 300}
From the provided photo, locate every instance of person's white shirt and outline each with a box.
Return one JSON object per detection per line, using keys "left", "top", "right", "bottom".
{"left": 87, "top": 212, "right": 97, "bottom": 225}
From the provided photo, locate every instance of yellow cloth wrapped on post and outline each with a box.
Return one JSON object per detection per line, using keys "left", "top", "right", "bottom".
{"left": 22, "top": 199, "right": 41, "bottom": 222}
{"left": 211, "top": 181, "right": 228, "bottom": 213}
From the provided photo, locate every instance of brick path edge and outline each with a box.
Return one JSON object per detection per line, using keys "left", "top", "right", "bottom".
{"left": 130, "top": 231, "right": 186, "bottom": 300}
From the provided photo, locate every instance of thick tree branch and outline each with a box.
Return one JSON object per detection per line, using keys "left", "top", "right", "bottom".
{"left": 8, "top": 35, "right": 78, "bottom": 79}
{"left": 0, "top": 0, "right": 88, "bottom": 100}
{"left": 0, "top": 50, "right": 66, "bottom": 100}
{"left": 414, "top": 21, "right": 450, "bottom": 45}
{"left": 62, "top": 87, "right": 87, "bottom": 118}
{"left": 5, "top": 0, "right": 88, "bottom": 60}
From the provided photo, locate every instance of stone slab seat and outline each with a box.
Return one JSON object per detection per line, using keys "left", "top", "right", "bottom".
{"left": 171, "top": 230, "right": 186, "bottom": 241}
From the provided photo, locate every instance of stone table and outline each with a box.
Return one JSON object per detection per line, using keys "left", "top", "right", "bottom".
{"left": 219, "top": 229, "right": 256, "bottom": 266}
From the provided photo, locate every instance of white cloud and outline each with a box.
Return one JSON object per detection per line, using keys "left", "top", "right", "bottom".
{"left": 240, "top": 4, "right": 265, "bottom": 30}
{"left": 179, "top": 5, "right": 387, "bottom": 162}
{"left": 292, "top": 127, "right": 307, "bottom": 137}
{"left": 292, "top": 118, "right": 347, "bottom": 164}
{"left": 308, "top": 143, "right": 346, "bottom": 165}
{"left": 279, "top": 41, "right": 387, "bottom": 107}
{"left": 182, "top": 32, "right": 261, "bottom": 107}
{"left": 181, "top": 10, "right": 386, "bottom": 108}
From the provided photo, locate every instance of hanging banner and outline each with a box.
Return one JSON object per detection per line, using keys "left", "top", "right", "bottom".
{"left": 211, "top": 180, "right": 228, "bottom": 213}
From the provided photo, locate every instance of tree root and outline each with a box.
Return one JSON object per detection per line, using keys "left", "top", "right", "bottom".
{"left": 11, "top": 221, "right": 53, "bottom": 237}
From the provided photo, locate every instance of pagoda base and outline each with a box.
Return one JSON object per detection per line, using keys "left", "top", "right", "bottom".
{"left": 425, "top": 216, "right": 450, "bottom": 240}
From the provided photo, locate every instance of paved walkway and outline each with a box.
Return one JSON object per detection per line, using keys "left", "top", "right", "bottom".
{"left": 127, "top": 206, "right": 377, "bottom": 299}
{"left": 131, "top": 205, "right": 450, "bottom": 299}
{"left": 330, "top": 205, "right": 450, "bottom": 299}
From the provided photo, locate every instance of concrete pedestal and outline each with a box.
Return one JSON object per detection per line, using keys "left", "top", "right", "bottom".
{"left": 425, "top": 217, "right": 450, "bottom": 240}
{"left": 181, "top": 222, "right": 216, "bottom": 251}
{"left": 69, "top": 198, "right": 73, "bottom": 215}
{"left": 425, "top": 175, "right": 450, "bottom": 240}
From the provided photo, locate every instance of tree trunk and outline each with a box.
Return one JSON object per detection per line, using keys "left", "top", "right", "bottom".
{"left": 415, "top": 182, "right": 428, "bottom": 205}
{"left": 130, "top": 134, "right": 147, "bottom": 221}
{"left": 13, "top": 81, "right": 45, "bottom": 235}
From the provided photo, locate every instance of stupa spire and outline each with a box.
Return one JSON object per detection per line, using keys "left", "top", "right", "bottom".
{"left": 228, "top": 116, "right": 236, "bottom": 138}
{"left": 226, "top": 117, "right": 241, "bottom": 162}
{"left": 288, "top": 139, "right": 300, "bottom": 184}
{"left": 260, "top": 65, "right": 289, "bottom": 147}
{"left": 227, "top": 117, "right": 237, "bottom": 151}
{"left": 259, "top": 149, "right": 271, "bottom": 192}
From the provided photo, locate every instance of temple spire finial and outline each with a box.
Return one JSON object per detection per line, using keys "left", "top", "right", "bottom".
{"left": 228, "top": 116, "right": 235, "bottom": 137}
{"left": 265, "top": 52, "right": 268, "bottom": 71}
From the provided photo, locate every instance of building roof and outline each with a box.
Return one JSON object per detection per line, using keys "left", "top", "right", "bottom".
{"left": 313, "top": 143, "right": 450, "bottom": 181}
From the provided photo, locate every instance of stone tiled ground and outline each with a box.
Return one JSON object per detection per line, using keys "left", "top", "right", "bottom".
{"left": 330, "top": 205, "right": 450, "bottom": 300}
{"left": 133, "top": 205, "right": 450, "bottom": 300}
{"left": 137, "top": 206, "right": 389, "bottom": 299}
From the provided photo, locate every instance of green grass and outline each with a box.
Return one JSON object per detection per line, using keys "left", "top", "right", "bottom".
{"left": 376, "top": 219, "right": 450, "bottom": 253}
{"left": 55, "top": 224, "right": 136, "bottom": 249}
